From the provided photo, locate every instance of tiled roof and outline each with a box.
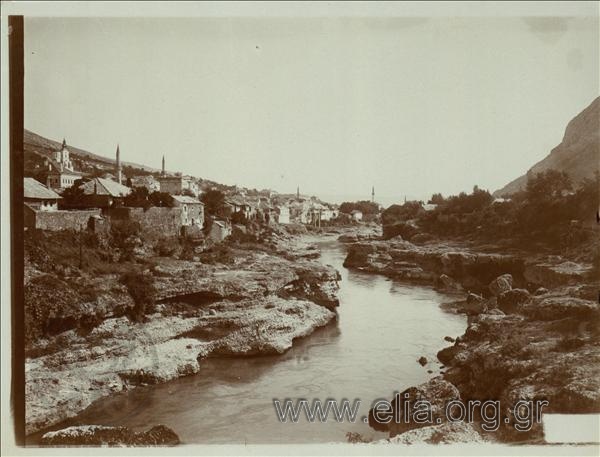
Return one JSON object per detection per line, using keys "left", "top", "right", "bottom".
{"left": 226, "top": 196, "right": 248, "bottom": 206}
{"left": 80, "top": 177, "right": 132, "bottom": 197}
{"left": 171, "top": 195, "right": 203, "bottom": 204}
{"left": 24, "top": 177, "right": 62, "bottom": 200}
{"left": 45, "top": 156, "right": 83, "bottom": 176}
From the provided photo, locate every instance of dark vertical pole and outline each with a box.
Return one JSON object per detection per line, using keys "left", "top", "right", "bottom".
{"left": 9, "top": 15, "right": 25, "bottom": 446}
{"left": 79, "top": 224, "right": 83, "bottom": 270}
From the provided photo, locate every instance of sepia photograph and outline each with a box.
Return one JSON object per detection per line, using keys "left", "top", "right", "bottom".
{"left": 1, "top": 1, "right": 599, "bottom": 454}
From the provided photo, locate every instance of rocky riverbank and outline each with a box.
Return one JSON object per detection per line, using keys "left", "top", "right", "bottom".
{"left": 25, "top": 231, "right": 341, "bottom": 437}
{"left": 345, "top": 235, "right": 600, "bottom": 443}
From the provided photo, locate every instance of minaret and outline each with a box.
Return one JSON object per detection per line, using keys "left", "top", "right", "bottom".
{"left": 116, "top": 144, "right": 122, "bottom": 184}
{"left": 162, "top": 155, "right": 165, "bottom": 176}
{"left": 371, "top": 186, "right": 375, "bottom": 203}
{"left": 62, "top": 138, "right": 67, "bottom": 149}
{"left": 297, "top": 186, "right": 300, "bottom": 199}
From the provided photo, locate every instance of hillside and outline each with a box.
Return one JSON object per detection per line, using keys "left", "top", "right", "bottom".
{"left": 23, "top": 129, "right": 252, "bottom": 193}
{"left": 494, "top": 97, "right": 600, "bottom": 196}
{"left": 24, "top": 129, "right": 161, "bottom": 177}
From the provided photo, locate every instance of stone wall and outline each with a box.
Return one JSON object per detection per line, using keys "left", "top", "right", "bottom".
{"left": 106, "top": 207, "right": 183, "bottom": 238}
{"left": 24, "top": 206, "right": 102, "bottom": 231}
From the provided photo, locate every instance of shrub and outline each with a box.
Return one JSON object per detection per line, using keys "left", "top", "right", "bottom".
{"left": 230, "top": 210, "right": 247, "bottom": 225}
{"left": 110, "top": 220, "right": 142, "bottom": 262}
{"left": 199, "top": 245, "right": 234, "bottom": 265}
{"left": 154, "top": 237, "right": 178, "bottom": 257}
{"left": 119, "top": 271, "right": 156, "bottom": 322}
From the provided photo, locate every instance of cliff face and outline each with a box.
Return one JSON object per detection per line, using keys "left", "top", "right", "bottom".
{"left": 494, "top": 97, "right": 600, "bottom": 196}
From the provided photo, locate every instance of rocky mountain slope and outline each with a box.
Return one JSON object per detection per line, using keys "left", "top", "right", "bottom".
{"left": 494, "top": 97, "right": 599, "bottom": 196}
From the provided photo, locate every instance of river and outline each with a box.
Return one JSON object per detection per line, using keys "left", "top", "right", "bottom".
{"left": 44, "top": 238, "right": 467, "bottom": 444}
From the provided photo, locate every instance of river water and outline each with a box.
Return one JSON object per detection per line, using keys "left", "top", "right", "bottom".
{"left": 49, "top": 238, "right": 466, "bottom": 444}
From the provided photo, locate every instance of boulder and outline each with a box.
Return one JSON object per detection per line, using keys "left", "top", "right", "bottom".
{"left": 534, "top": 287, "right": 549, "bottom": 296}
{"left": 411, "top": 233, "right": 435, "bottom": 244}
{"left": 524, "top": 259, "right": 592, "bottom": 288}
{"left": 497, "top": 288, "right": 531, "bottom": 313}
{"left": 382, "top": 421, "right": 485, "bottom": 444}
{"left": 40, "top": 424, "right": 180, "bottom": 446}
{"left": 488, "top": 274, "right": 513, "bottom": 297}
{"left": 466, "top": 293, "right": 484, "bottom": 305}
{"left": 368, "top": 378, "right": 461, "bottom": 437}
{"left": 418, "top": 356, "right": 428, "bottom": 366}
{"left": 437, "top": 274, "right": 462, "bottom": 291}
{"left": 521, "top": 296, "right": 600, "bottom": 321}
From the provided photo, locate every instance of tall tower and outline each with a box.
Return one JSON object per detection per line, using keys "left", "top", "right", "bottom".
{"left": 116, "top": 144, "right": 122, "bottom": 184}
{"left": 162, "top": 155, "right": 165, "bottom": 176}
{"left": 297, "top": 186, "right": 300, "bottom": 199}
{"left": 371, "top": 186, "right": 375, "bottom": 202}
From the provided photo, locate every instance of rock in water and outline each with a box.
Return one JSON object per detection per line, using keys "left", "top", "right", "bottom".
{"left": 437, "top": 274, "right": 462, "bottom": 291}
{"left": 488, "top": 273, "right": 513, "bottom": 297}
{"left": 40, "top": 424, "right": 180, "bottom": 446}
{"left": 368, "top": 377, "right": 461, "bottom": 436}
{"left": 418, "top": 356, "right": 428, "bottom": 366}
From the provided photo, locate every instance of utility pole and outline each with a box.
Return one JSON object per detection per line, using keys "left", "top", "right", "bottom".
{"left": 79, "top": 222, "right": 84, "bottom": 270}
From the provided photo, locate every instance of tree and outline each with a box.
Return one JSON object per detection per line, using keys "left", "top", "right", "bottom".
{"left": 339, "top": 200, "right": 380, "bottom": 215}
{"left": 124, "top": 186, "right": 151, "bottom": 208}
{"left": 148, "top": 191, "right": 172, "bottom": 207}
{"left": 231, "top": 210, "right": 247, "bottom": 225}
{"left": 428, "top": 193, "right": 445, "bottom": 205}
{"left": 201, "top": 189, "right": 226, "bottom": 216}
{"left": 525, "top": 170, "right": 572, "bottom": 204}
{"left": 60, "top": 179, "right": 87, "bottom": 207}
{"left": 381, "top": 201, "right": 422, "bottom": 225}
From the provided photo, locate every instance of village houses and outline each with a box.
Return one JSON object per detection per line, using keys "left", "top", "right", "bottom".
{"left": 129, "top": 175, "right": 160, "bottom": 192}
{"left": 24, "top": 177, "right": 61, "bottom": 211}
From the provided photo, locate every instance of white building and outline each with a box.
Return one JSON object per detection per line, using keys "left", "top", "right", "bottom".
{"left": 351, "top": 210, "right": 363, "bottom": 222}
{"left": 276, "top": 205, "right": 290, "bottom": 224}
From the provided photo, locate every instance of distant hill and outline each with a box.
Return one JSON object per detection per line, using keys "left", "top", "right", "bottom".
{"left": 494, "top": 97, "right": 600, "bottom": 197}
{"left": 24, "top": 129, "right": 161, "bottom": 176}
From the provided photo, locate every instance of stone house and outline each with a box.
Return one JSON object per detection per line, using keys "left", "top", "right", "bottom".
{"left": 169, "top": 195, "right": 205, "bottom": 228}
{"left": 77, "top": 177, "right": 132, "bottom": 209}
{"left": 23, "top": 178, "right": 103, "bottom": 231}
{"left": 226, "top": 196, "right": 255, "bottom": 220}
{"left": 158, "top": 174, "right": 198, "bottom": 196}
{"left": 24, "top": 177, "right": 61, "bottom": 211}
{"left": 209, "top": 219, "right": 232, "bottom": 242}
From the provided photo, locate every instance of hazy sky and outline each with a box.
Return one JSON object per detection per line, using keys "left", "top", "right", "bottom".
{"left": 24, "top": 16, "right": 598, "bottom": 202}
